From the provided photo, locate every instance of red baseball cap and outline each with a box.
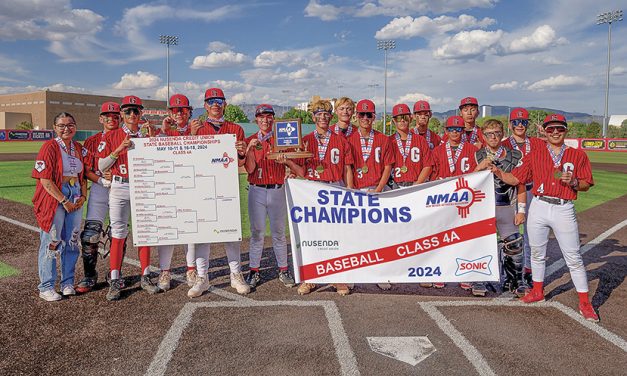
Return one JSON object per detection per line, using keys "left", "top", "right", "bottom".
{"left": 459, "top": 96, "right": 478, "bottom": 109}
{"left": 446, "top": 116, "right": 465, "bottom": 128}
{"left": 392, "top": 104, "right": 410, "bottom": 117}
{"left": 543, "top": 113, "right": 568, "bottom": 127}
{"left": 204, "top": 87, "right": 225, "bottom": 100}
{"left": 255, "top": 104, "right": 275, "bottom": 116}
{"left": 356, "top": 99, "right": 375, "bottom": 113}
{"left": 100, "top": 102, "right": 120, "bottom": 115}
{"left": 510, "top": 107, "right": 529, "bottom": 121}
{"left": 413, "top": 100, "right": 431, "bottom": 112}
{"left": 120, "top": 95, "right": 143, "bottom": 109}
{"left": 168, "top": 94, "right": 192, "bottom": 109}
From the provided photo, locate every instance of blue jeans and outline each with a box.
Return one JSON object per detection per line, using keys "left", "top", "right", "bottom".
{"left": 37, "top": 182, "right": 82, "bottom": 291}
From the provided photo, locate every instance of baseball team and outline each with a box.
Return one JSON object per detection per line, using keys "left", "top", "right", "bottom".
{"left": 31, "top": 87, "right": 600, "bottom": 323}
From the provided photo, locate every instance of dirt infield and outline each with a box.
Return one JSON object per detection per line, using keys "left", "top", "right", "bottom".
{"left": 0, "top": 196, "right": 625, "bottom": 375}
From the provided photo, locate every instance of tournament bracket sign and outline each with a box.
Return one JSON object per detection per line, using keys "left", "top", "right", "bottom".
{"left": 287, "top": 171, "right": 498, "bottom": 284}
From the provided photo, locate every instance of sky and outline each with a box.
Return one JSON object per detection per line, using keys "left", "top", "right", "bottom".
{"left": 0, "top": 0, "right": 626, "bottom": 115}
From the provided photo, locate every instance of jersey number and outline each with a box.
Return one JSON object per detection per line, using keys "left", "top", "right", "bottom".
{"left": 257, "top": 168, "right": 263, "bottom": 179}
{"left": 119, "top": 164, "right": 127, "bottom": 175}
{"left": 537, "top": 183, "right": 544, "bottom": 194}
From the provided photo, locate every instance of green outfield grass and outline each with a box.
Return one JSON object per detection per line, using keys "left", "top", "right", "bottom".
{"left": 0, "top": 261, "right": 19, "bottom": 279}
{"left": 585, "top": 151, "right": 627, "bottom": 164}
{"left": 0, "top": 141, "right": 45, "bottom": 153}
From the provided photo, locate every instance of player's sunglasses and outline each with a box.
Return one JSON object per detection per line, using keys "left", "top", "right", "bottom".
{"left": 55, "top": 123, "right": 76, "bottom": 130}
{"left": 357, "top": 112, "right": 374, "bottom": 119}
{"left": 511, "top": 119, "right": 529, "bottom": 127}
{"left": 484, "top": 131, "right": 502, "bottom": 139}
{"left": 544, "top": 126, "right": 567, "bottom": 134}
{"left": 170, "top": 108, "right": 190, "bottom": 114}
{"left": 446, "top": 126, "right": 463, "bottom": 133}
{"left": 205, "top": 98, "right": 225, "bottom": 106}
{"left": 313, "top": 110, "right": 332, "bottom": 117}
{"left": 101, "top": 113, "right": 120, "bottom": 118}
{"left": 122, "top": 108, "right": 140, "bottom": 115}
{"left": 393, "top": 115, "right": 411, "bottom": 122}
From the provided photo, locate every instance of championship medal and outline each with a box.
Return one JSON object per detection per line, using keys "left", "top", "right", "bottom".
{"left": 361, "top": 166, "right": 369, "bottom": 174}
{"left": 255, "top": 143, "right": 263, "bottom": 150}
{"left": 553, "top": 170, "right": 562, "bottom": 179}
{"left": 400, "top": 165, "right": 408, "bottom": 174}
{"left": 316, "top": 165, "right": 324, "bottom": 174}
{"left": 69, "top": 178, "right": 76, "bottom": 186}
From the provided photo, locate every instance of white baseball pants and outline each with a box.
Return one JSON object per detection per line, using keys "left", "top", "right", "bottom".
{"left": 247, "top": 184, "right": 288, "bottom": 269}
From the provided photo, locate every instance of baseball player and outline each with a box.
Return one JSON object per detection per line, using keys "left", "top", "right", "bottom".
{"left": 474, "top": 119, "right": 526, "bottom": 297}
{"left": 493, "top": 114, "right": 599, "bottom": 322}
{"left": 155, "top": 94, "right": 205, "bottom": 291}
{"left": 443, "top": 97, "right": 485, "bottom": 148}
{"left": 185, "top": 87, "right": 250, "bottom": 296}
{"left": 411, "top": 100, "right": 442, "bottom": 150}
{"left": 98, "top": 95, "right": 161, "bottom": 301}
{"left": 243, "top": 104, "right": 295, "bottom": 290}
{"left": 280, "top": 98, "right": 354, "bottom": 296}
{"left": 502, "top": 107, "right": 546, "bottom": 289}
{"left": 33, "top": 112, "right": 88, "bottom": 301}
{"left": 76, "top": 102, "right": 120, "bottom": 293}
{"left": 331, "top": 97, "right": 358, "bottom": 138}
{"left": 431, "top": 115, "right": 479, "bottom": 289}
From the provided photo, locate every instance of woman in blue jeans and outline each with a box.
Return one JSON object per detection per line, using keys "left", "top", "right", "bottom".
{"left": 32, "top": 112, "right": 89, "bottom": 301}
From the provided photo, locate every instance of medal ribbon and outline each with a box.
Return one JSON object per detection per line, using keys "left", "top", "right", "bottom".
{"left": 315, "top": 130, "right": 331, "bottom": 161}
{"left": 462, "top": 127, "right": 478, "bottom": 144}
{"left": 547, "top": 143, "right": 567, "bottom": 168}
{"left": 121, "top": 123, "right": 142, "bottom": 138}
{"left": 487, "top": 146, "right": 504, "bottom": 161}
{"left": 360, "top": 129, "right": 375, "bottom": 162}
{"left": 413, "top": 128, "right": 433, "bottom": 149}
{"left": 333, "top": 124, "right": 353, "bottom": 137}
{"left": 257, "top": 130, "right": 272, "bottom": 144}
{"left": 445, "top": 140, "right": 465, "bottom": 173}
{"left": 509, "top": 136, "right": 530, "bottom": 155}
{"left": 395, "top": 133, "right": 412, "bottom": 164}
{"left": 176, "top": 123, "right": 189, "bottom": 135}
{"left": 56, "top": 137, "right": 78, "bottom": 174}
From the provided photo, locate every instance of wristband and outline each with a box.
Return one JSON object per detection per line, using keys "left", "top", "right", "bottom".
{"left": 60, "top": 197, "right": 69, "bottom": 205}
{"left": 517, "top": 203, "right": 526, "bottom": 214}
{"left": 238, "top": 153, "right": 246, "bottom": 160}
{"left": 110, "top": 152, "right": 118, "bottom": 160}
{"left": 570, "top": 178, "right": 579, "bottom": 190}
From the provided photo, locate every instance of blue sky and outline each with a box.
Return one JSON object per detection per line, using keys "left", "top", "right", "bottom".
{"left": 0, "top": 0, "right": 626, "bottom": 115}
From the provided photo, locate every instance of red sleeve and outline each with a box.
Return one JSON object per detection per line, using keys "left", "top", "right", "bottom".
{"left": 576, "top": 150, "right": 594, "bottom": 186}
{"left": 382, "top": 136, "right": 394, "bottom": 166}
{"left": 32, "top": 141, "right": 56, "bottom": 180}
{"left": 511, "top": 152, "right": 532, "bottom": 184}
{"left": 341, "top": 137, "right": 354, "bottom": 165}
{"left": 98, "top": 131, "right": 115, "bottom": 159}
{"left": 467, "top": 144, "right": 479, "bottom": 171}
{"left": 418, "top": 137, "right": 434, "bottom": 168}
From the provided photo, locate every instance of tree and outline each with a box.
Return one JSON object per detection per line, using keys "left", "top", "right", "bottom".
{"left": 585, "top": 122, "right": 602, "bottom": 138}
{"left": 17, "top": 121, "right": 33, "bottom": 130}
{"left": 279, "top": 108, "right": 314, "bottom": 124}
{"left": 428, "top": 118, "right": 441, "bottom": 134}
{"left": 224, "top": 104, "right": 249, "bottom": 123}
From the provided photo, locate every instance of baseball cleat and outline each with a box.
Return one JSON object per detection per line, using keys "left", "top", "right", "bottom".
{"left": 377, "top": 283, "right": 392, "bottom": 291}
{"left": 334, "top": 283, "right": 351, "bottom": 296}
{"left": 419, "top": 283, "right": 433, "bottom": 288}
{"left": 186, "top": 269, "right": 198, "bottom": 287}
{"left": 76, "top": 274, "right": 97, "bottom": 294}
{"left": 471, "top": 282, "right": 487, "bottom": 297}
{"left": 278, "top": 270, "right": 296, "bottom": 288}
{"left": 230, "top": 272, "right": 251, "bottom": 295}
{"left": 579, "top": 302, "right": 600, "bottom": 322}
{"left": 158, "top": 271, "right": 172, "bottom": 291}
{"left": 521, "top": 288, "right": 545, "bottom": 303}
{"left": 297, "top": 283, "right": 316, "bottom": 295}
{"left": 39, "top": 289, "right": 62, "bottom": 302}
{"left": 188, "top": 276, "right": 210, "bottom": 298}
{"left": 460, "top": 282, "right": 472, "bottom": 291}
{"left": 140, "top": 275, "right": 162, "bottom": 294}
{"left": 246, "top": 270, "right": 262, "bottom": 289}
{"left": 433, "top": 282, "right": 446, "bottom": 289}
{"left": 106, "top": 279, "right": 122, "bottom": 301}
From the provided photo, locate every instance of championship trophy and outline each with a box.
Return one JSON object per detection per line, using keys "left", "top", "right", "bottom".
{"left": 267, "top": 119, "right": 312, "bottom": 159}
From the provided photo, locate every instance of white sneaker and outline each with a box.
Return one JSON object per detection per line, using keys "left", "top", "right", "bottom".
{"left": 39, "top": 289, "right": 62, "bottom": 302}
{"left": 158, "top": 271, "right": 171, "bottom": 291}
{"left": 377, "top": 283, "right": 392, "bottom": 291}
{"left": 187, "top": 276, "right": 210, "bottom": 298}
{"left": 230, "top": 272, "right": 251, "bottom": 295}
{"left": 186, "top": 269, "right": 198, "bottom": 287}
{"left": 61, "top": 285, "right": 76, "bottom": 296}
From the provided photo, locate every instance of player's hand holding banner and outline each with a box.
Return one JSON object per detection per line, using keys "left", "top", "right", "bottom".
{"left": 287, "top": 171, "right": 498, "bottom": 284}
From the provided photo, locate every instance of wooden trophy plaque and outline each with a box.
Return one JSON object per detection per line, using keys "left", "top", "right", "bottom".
{"left": 267, "top": 119, "right": 312, "bottom": 159}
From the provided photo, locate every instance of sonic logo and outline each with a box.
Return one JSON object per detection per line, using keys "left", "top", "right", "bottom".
{"left": 455, "top": 255, "right": 493, "bottom": 276}
{"left": 425, "top": 176, "right": 486, "bottom": 218}
{"left": 211, "top": 152, "right": 234, "bottom": 168}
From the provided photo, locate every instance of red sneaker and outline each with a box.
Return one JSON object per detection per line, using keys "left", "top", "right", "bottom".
{"left": 521, "top": 288, "right": 545, "bottom": 303}
{"left": 579, "top": 302, "right": 600, "bottom": 322}
{"left": 433, "top": 282, "right": 446, "bottom": 289}
{"left": 459, "top": 282, "right": 472, "bottom": 291}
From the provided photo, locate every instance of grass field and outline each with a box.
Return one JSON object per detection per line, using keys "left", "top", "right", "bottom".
{"left": 0, "top": 261, "right": 19, "bottom": 279}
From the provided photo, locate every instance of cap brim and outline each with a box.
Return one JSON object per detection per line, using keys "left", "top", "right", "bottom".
{"left": 120, "top": 104, "right": 144, "bottom": 109}
{"left": 543, "top": 121, "right": 568, "bottom": 127}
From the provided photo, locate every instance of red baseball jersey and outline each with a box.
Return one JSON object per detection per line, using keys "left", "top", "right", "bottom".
{"left": 502, "top": 136, "right": 546, "bottom": 158}
{"left": 348, "top": 129, "right": 394, "bottom": 189}
{"left": 511, "top": 145, "right": 594, "bottom": 200}
{"left": 388, "top": 133, "right": 434, "bottom": 183}
{"left": 431, "top": 142, "right": 479, "bottom": 179}
{"left": 299, "top": 131, "right": 354, "bottom": 183}
{"left": 245, "top": 133, "right": 287, "bottom": 185}
{"left": 162, "top": 126, "right": 192, "bottom": 137}
{"left": 32, "top": 139, "right": 87, "bottom": 232}
{"left": 97, "top": 127, "right": 149, "bottom": 178}
{"left": 442, "top": 126, "right": 486, "bottom": 147}
{"left": 195, "top": 120, "right": 245, "bottom": 141}
{"left": 413, "top": 128, "right": 442, "bottom": 150}
{"left": 83, "top": 131, "right": 106, "bottom": 176}
{"left": 330, "top": 123, "right": 358, "bottom": 139}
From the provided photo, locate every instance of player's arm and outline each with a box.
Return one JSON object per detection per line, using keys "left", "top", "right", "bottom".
{"left": 277, "top": 154, "right": 305, "bottom": 178}
{"left": 492, "top": 167, "right": 520, "bottom": 186}
{"left": 40, "top": 178, "right": 77, "bottom": 212}
{"left": 514, "top": 183, "right": 526, "bottom": 225}
{"left": 374, "top": 165, "right": 392, "bottom": 193}
{"left": 344, "top": 165, "right": 354, "bottom": 189}
{"left": 244, "top": 139, "right": 258, "bottom": 174}
{"left": 415, "top": 166, "right": 432, "bottom": 185}
{"left": 85, "top": 170, "right": 101, "bottom": 184}
{"left": 99, "top": 134, "right": 131, "bottom": 173}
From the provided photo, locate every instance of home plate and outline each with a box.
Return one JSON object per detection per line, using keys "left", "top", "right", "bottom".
{"left": 367, "top": 336, "right": 436, "bottom": 366}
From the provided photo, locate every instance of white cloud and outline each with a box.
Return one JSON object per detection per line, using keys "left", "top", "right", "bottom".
{"left": 433, "top": 29, "right": 504, "bottom": 60}
{"left": 0, "top": 83, "right": 89, "bottom": 95}
{"left": 526, "top": 75, "right": 589, "bottom": 91}
{"left": 396, "top": 92, "right": 451, "bottom": 105}
{"left": 504, "top": 25, "right": 567, "bottom": 54}
{"left": 207, "top": 41, "right": 233, "bottom": 52}
{"left": 254, "top": 49, "right": 325, "bottom": 68}
{"left": 0, "top": 54, "right": 27, "bottom": 75}
{"left": 489, "top": 81, "right": 519, "bottom": 90}
{"left": 611, "top": 66, "right": 626, "bottom": 76}
{"left": 304, "top": 0, "right": 342, "bottom": 21}
{"left": 191, "top": 51, "right": 249, "bottom": 69}
{"left": 113, "top": 71, "right": 162, "bottom": 90}
{"left": 240, "top": 68, "right": 320, "bottom": 85}
{"left": 530, "top": 56, "right": 563, "bottom": 65}
{"left": 375, "top": 14, "right": 495, "bottom": 40}
{"left": 356, "top": 0, "right": 497, "bottom": 17}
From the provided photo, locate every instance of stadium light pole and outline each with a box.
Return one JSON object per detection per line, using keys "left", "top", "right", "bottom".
{"left": 597, "top": 10, "right": 623, "bottom": 137}
{"left": 377, "top": 40, "right": 395, "bottom": 135}
{"left": 160, "top": 35, "right": 179, "bottom": 106}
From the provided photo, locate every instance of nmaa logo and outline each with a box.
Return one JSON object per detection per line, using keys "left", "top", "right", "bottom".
{"left": 211, "top": 152, "right": 234, "bottom": 168}
{"left": 278, "top": 122, "right": 296, "bottom": 137}
{"left": 425, "top": 176, "right": 486, "bottom": 218}
{"left": 455, "top": 255, "right": 493, "bottom": 276}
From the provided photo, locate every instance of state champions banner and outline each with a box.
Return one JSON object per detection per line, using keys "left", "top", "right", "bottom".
{"left": 286, "top": 171, "right": 498, "bottom": 284}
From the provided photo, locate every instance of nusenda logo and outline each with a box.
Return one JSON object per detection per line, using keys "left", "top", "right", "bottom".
{"left": 211, "top": 152, "right": 235, "bottom": 168}
{"left": 425, "top": 176, "right": 486, "bottom": 218}
{"left": 455, "top": 255, "right": 493, "bottom": 276}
